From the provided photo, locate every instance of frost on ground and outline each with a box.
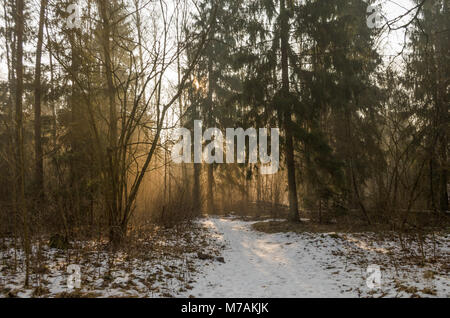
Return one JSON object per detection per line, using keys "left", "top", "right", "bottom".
{"left": 1, "top": 216, "right": 448, "bottom": 298}
{"left": 188, "top": 217, "right": 449, "bottom": 298}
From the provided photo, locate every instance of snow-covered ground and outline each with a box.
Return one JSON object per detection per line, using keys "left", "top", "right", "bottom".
{"left": 1, "top": 216, "right": 448, "bottom": 298}
{"left": 0, "top": 222, "right": 223, "bottom": 298}
{"left": 188, "top": 217, "right": 450, "bottom": 298}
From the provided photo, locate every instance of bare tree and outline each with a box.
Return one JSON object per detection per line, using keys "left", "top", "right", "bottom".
{"left": 91, "top": 0, "right": 218, "bottom": 246}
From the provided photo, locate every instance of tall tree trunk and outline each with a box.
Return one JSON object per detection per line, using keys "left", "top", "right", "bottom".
{"left": 205, "top": 37, "right": 215, "bottom": 214}
{"left": 67, "top": 26, "right": 82, "bottom": 235}
{"left": 45, "top": 18, "right": 57, "bottom": 149}
{"left": 15, "top": 0, "right": 30, "bottom": 287}
{"left": 280, "top": 0, "right": 299, "bottom": 222}
{"left": 34, "top": 0, "right": 47, "bottom": 197}
{"left": 98, "top": 1, "right": 121, "bottom": 245}
{"left": 437, "top": 4, "right": 448, "bottom": 212}
{"left": 193, "top": 100, "right": 202, "bottom": 214}
{"left": 175, "top": 4, "right": 189, "bottom": 189}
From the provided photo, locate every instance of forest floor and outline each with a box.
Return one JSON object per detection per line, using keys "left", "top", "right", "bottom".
{"left": 0, "top": 221, "right": 223, "bottom": 298}
{"left": 187, "top": 217, "right": 449, "bottom": 297}
{"left": 0, "top": 216, "right": 448, "bottom": 298}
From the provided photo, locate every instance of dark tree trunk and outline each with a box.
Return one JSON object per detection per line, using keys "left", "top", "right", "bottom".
{"left": 206, "top": 60, "right": 215, "bottom": 214}
{"left": 34, "top": 0, "right": 47, "bottom": 196}
{"left": 193, "top": 163, "right": 201, "bottom": 214}
{"left": 207, "top": 164, "right": 214, "bottom": 213}
{"left": 15, "top": 0, "right": 30, "bottom": 287}
{"left": 439, "top": 135, "right": 448, "bottom": 212}
{"left": 280, "top": 0, "right": 299, "bottom": 222}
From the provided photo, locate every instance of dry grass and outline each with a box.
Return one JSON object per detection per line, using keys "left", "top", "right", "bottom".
{"left": 251, "top": 216, "right": 450, "bottom": 235}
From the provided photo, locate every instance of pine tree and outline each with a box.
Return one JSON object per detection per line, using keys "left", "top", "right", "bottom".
{"left": 406, "top": 0, "right": 449, "bottom": 212}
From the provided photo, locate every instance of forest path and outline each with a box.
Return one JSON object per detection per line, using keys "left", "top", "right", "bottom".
{"left": 189, "top": 217, "right": 354, "bottom": 297}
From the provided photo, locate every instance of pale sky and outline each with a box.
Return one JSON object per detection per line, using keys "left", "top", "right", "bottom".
{"left": 0, "top": 0, "right": 418, "bottom": 81}
{"left": 376, "top": 0, "right": 418, "bottom": 64}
